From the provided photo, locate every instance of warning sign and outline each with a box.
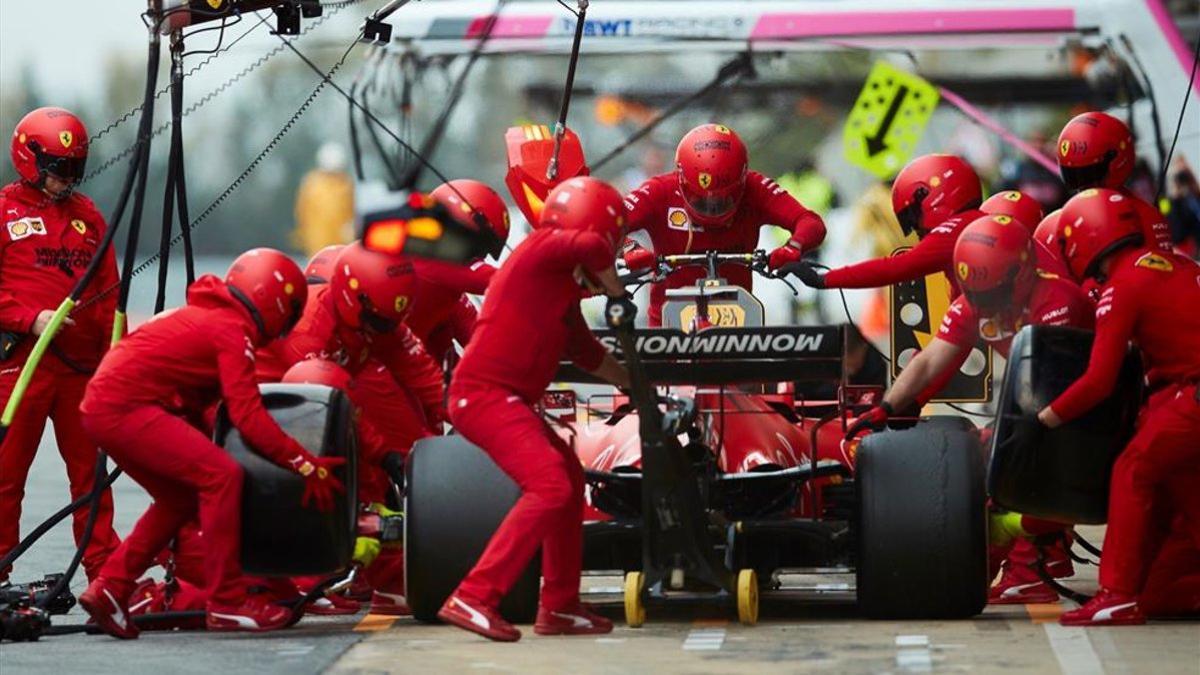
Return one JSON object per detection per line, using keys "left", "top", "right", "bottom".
{"left": 844, "top": 61, "right": 940, "bottom": 180}
{"left": 888, "top": 248, "right": 991, "bottom": 403}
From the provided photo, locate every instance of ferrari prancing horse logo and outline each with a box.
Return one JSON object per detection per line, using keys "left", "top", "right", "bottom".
{"left": 59, "top": 131, "right": 73, "bottom": 149}
{"left": 698, "top": 172, "right": 712, "bottom": 190}
{"left": 71, "top": 219, "right": 87, "bottom": 235}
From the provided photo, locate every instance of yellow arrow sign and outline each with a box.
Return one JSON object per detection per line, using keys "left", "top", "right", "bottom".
{"left": 843, "top": 61, "right": 940, "bottom": 180}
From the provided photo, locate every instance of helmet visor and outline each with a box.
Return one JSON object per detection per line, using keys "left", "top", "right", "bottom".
{"left": 964, "top": 282, "right": 1014, "bottom": 316}
{"left": 1060, "top": 152, "right": 1115, "bottom": 193}
{"left": 35, "top": 149, "right": 86, "bottom": 183}
{"left": 895, "top": 186, "right": 928, "bottom": 236}
{"left": 358, "top": 295, "right": 399, "bottom": 334}
{"left": 686, "top": 192, "right": 738, "bottom": 219}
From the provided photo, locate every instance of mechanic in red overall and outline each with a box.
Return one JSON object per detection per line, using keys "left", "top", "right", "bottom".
{"left": 845, "top": 214, "right": 1095, "bottom": 603}
{"left": 78, "top": 249, "right": 344, "bottom": 638}
{"left": 1057, "top": 111, "right": 1172, "bottom": 253}
{"left": 784, "top": 154, "right": 983, "bottom": 295}
{"left": 255, "top": 242, "right": 444, "bottom": 472}
{"left": 409, "top": 179, "right": 511, "bottom": 362}
{"left": 0, "top": 107, "right": 121, "bottom": 583}
{"left": 620, "top": 123, "right": 826, "bottom": 326}
{"left": 438, "top": 177, "right": 632, "bottom": 642}
{"left": 1038, "top": 188, "right": 1200, "bottom": 626}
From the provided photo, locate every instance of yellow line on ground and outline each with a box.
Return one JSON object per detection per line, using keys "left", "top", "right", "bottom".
{"left": 1025, "top": 602, "right": 1065, "bottom": 624}
{"left": 354, "top": 613, "right": 398, "bottom": 632}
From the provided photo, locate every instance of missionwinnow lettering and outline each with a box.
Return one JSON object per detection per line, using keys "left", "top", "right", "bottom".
{"left": 597, "top": 332, "right": 824, "bottom": 356}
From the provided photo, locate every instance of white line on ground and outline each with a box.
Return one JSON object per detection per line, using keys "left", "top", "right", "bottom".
{"left": 682, "top": 628, "right": 727, "bottom": 651}
{"left": 896, "top": 634, "right": 932, "bottom": 672}
{"left": 1044, "top": 622, "right": 1105, "bottom": 675}
{"left": 896, "top": 635, "right": 930, "bottom": 647}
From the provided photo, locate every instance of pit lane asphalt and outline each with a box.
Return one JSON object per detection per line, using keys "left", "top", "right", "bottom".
{"left": 4, "top": 430, "right": 1199, "bottom": 674}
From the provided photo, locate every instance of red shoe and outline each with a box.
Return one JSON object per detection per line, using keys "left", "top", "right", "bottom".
{"left": 369, "top": 591, "right": 412, "bottom": 616}
{"left": 1060, "top": 589, "right": 1146, "bottom": 626}
{"left": 206, "top": 596, "right": 292, "bottom": 632}
{"left": 534, "top": 602, "right": 613, "bottom": 636}
{"left": 307, "top": 593, "right": 362, "bottom": 616}
{"left": 437, "top": 593, "right": 520, "bottom": 642}
{"left": 79, "top": 579, "right": 139, "bottom": 640}
{"left": 989, "top": 562, "right": 1059, "bottom": 605}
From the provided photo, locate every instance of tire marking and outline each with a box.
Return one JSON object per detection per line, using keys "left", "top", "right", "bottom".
{"left": 354, "top": 613, "right": 398, "bottom": 632}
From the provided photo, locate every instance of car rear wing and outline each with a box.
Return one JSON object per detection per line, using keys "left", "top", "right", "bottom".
{"left": 557, "top": 326, "right": 845, "bottom": 386}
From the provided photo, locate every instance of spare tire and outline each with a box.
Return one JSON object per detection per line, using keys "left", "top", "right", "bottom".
{"left": 989, "top": 326, "right": 1142, "bottom": 524}
{"left": 405, "top": 435, "right": 539, "bottom": 623}
{"left": 216, "top": 384, "right": 358, "bottom": 577}
{"left": 856, "top": 422, "right": 987, "bottom": 619}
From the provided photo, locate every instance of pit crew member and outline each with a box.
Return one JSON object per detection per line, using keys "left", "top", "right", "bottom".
{"left": 620, "top": 123, "right": 826, "bottom": 325}
{"left": 438, "top": 177, "right": 631, "bottom": 642}
{"left": 1038, "top": 188, "right": 1200, "bottom": 626}
{"left": 1, "top": 107, "right": 121, "bottom": 584}
{"left": 78, "top": 249, "right": 343, "bottom": 638}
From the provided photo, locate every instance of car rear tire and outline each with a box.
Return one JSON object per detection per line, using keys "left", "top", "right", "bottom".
{"left": 405, "top": 435, "right": 539, "bottom": 623}
{"left": 855, "top": 422, "right": 987, "bottom": 619}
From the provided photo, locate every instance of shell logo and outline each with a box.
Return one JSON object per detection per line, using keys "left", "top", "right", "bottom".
{"left": 698, "top": 172, "right": 713, "bottom": 190}
{"left": 669, "top": 210, "right": 688, "bottom": 227}
{"left": 957, "top": 261, "right": 970, "bottom": 280}
{"left": 980, "top": 319, "right": 1000, "bottom": 340}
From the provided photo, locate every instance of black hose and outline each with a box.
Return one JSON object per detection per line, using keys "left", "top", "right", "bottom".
{"left": 33, "top": 454, "right": 108, "bottom": 611}
{"left": 0, "top": 469, "right": 121, "bottom": 575}
{"left": 118, "top": 35, "right": 163, "bottom": 314}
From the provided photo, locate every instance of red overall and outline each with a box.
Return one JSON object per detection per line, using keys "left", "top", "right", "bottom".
{"left": 449, "top": 228, "right": 611, "bottom": 612}
{"left": 0, "top": 181, "right": 120, "bottom": 582}
{"left": 255, "top": 285, "right": 446, "bottom": 501}
{"left": 1049, "top": 248, "right": 1200, "bottom": 613}
{"left": 623, "top": 172, "right": 825, "bottom": 325}
{"left": 822, "top": 209, "right": 987, "bottom": 297}
{"left": 80, "top": 277, "right": 312, "bottom": 606}
{"left": 406, "top": 258, "right": 492, "bottom": 362}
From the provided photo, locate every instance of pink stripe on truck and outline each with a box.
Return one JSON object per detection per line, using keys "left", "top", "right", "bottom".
{"left": 750, "top": 9, "right": 1076, "bottom": 39}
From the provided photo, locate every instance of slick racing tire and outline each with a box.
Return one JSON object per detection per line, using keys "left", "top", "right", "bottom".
{"left": 855, "top": 422, "right": 988, "bottom": 619}
{"left": 405, "top": 435, "right": 539, "bottom": 624}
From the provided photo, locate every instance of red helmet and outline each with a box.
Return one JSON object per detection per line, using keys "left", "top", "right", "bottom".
{"left": 1058, "top": 188, "right": 1143, "bottom": 280}
{"left": 953, "top": 214, "right": 1038, "bottom": 315}
{"left": 892, "top": 154, "right": 982, "bottom": 236}
{"left": 539, "top": 176, "right": 626, "bottom": 252}
{"left": 1057, "top": 111, "right": 1134, "bottom": 192}
{"left": 10, "top": 107, "right": 89, "bottom": 188}
{"left": 1033, "top": 209, "right": 1063, "bottom": 250}
{"left": 980, "top": 190, "right": 1044, "bottom": 229}
{"left": 329, "top": 242, "right": 416, "bottom": 333}
{"left": 225, "top": 248, "right": 308, "bottom": 341}
{"left": 282, "top": 358, "right": 352, "bottom": 391}
{"left": 304, "top": 245, "right": 345, "bottom": 284}
{"left": 675, "top": 123, "right": 748, "bottom": 228}
{"left": 431, "top": 179, "right": 511, "bottom": 257}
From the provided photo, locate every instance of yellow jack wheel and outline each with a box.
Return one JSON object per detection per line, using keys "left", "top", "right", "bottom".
{"left": 624, "top": 571, "right": 646, "bottom": 628}
{"left": 736, "top": 568, "right": 759, "bottom": 626}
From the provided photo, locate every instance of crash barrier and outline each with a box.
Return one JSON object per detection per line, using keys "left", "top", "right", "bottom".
{"left": 988, "top": 325, "right": 1143, "bottom": 524}
{"left": 405, "top": 434, "right": 540, "bottom": 623}
{"left": 856, "top": 418, "right": 988, "bottom": 619}
{"left": 215, "top": 384, "right": 358, "bottom": 576}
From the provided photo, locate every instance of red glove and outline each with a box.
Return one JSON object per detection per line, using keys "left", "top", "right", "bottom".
{"left": 845, "top": 402, "right": 893, "bottom": 440}
{"left": 767, "top": 239, "right": 804, "bottom": 271}
{"left": 288, "top": 453, "right": 347, "bottom": 512}
{"left": 622, "top": 245, "right": 656, "bottom": 271}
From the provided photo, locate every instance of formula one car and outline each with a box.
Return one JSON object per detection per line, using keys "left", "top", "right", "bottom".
{"left": 405, "top": 250, "right": 989, "bottom": 625}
